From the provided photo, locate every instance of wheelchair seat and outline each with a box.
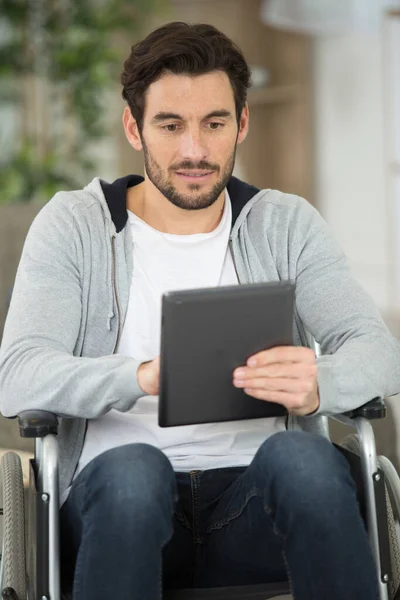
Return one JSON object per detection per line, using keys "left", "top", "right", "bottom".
{"left": 61, "top": 583, "right": 291, "bottom": 600}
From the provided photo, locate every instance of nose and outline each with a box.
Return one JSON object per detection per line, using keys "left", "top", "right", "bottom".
{"left": 179, "top": 128, "right": 207, "bottom": 163}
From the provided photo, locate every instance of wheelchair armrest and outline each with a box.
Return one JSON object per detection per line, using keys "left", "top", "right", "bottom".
{"left": 17, "top": 410, "right": 59, "bottom": 438}
{"left": 342, "top": 397, "right": 386, "bottom": 420}
{"left": 11, "top": 399, "right": 386, "bottom": 439}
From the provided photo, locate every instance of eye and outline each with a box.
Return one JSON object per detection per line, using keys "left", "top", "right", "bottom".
{"left": 162, "top": 124, "right": 179, "bottom": 132}
{"left": 208, "top": 122, "right": 224, "bottom": 130}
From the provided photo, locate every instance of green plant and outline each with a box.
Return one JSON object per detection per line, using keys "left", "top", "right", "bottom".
{"left": 0, "top": 0, "right": 160, "bottom": 203}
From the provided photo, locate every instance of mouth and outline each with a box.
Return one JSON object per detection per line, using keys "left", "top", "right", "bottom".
{"left": 175, "top": 170, "right": 214, "bottom": 182}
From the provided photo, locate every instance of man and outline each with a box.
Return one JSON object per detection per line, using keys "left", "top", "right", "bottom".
{"left": 0, "top": 21, "right": 399, "bottom": 600}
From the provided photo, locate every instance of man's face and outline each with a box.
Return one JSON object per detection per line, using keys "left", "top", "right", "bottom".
{"left": 136, "top": 71, "right": 248, "bottom": 211}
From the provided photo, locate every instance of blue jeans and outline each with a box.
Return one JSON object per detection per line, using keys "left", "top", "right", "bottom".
{"left": 60, "top": 431, "right": 379, "bottom": 600}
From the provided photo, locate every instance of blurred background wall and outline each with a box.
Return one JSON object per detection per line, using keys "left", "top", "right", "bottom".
{"left": 1, "top": 0, "right": 400, "bottom": 462}
{"left": 314, "top": 15, "right": 399, "bottom": 328}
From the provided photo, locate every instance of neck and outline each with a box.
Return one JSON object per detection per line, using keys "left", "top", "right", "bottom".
{"left": 126, "top": 180, "right": 226, "bottom": 234}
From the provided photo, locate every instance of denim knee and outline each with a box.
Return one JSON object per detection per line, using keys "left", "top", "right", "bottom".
{"left": 82, "top": 443, "right": 176, "bottom": 525}
{"left": 253, "top": 431, "right": 355, "bottom": 515}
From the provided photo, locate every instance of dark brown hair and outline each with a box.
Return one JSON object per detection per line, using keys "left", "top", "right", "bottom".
{"left": 121, "top": 22, "right": 251, "bottom": 131}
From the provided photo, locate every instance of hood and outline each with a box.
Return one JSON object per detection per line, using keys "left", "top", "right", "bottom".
{"left": 93, "top": 174, "right": 261, "bottom": 233}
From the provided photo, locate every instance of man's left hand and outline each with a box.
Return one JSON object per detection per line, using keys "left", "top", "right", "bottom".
{"left": 233, "top": 346, "right": 319, "bottom": 416}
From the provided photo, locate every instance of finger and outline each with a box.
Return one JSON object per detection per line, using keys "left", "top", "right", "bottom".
{"left": 247, "top": 346, "right": 315, "bottom": 367}
{"left": 244, "top": 388, "right": 294, "bottom": 407}
{"left": 243, "top": 389, "right": 312, "bottom": 415}
{"left": 236, "top": 377, "right": 314, "bottom": 394}
{"left": 234, "top": 363, "right": 317, "bottom": 381}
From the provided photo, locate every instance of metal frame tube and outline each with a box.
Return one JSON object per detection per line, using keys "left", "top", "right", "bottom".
{"left": 40, "top": 435, "right": 60, "bottom": 600}
{"left": 331, "top": 415, "right": 389, "bottom": 600}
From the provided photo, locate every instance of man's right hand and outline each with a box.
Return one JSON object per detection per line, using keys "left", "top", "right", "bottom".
{"left": 137, "top": 356, "right": 160, "bottom": 396}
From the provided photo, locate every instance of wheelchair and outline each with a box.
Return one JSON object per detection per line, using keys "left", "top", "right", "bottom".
{"left": 1, "top": 398, "right": 400, "bottom": 600}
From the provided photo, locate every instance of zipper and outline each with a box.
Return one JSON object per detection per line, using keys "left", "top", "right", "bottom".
{"left": 111, "top": 236, "right": 122, "bottom": 352}
{"left": 229, "top": 238, "right": 246, "bottom": 284}
{"left": 294, "top": 305, "right": 308, "bottom": 348}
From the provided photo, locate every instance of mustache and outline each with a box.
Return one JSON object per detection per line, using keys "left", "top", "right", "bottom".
{"left": 170, "top": 160, "right": 220, "bottom": 172}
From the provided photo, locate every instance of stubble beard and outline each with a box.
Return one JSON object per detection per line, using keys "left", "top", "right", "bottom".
{"left": 141, "top": 137, "right": 237, "bottom": 211}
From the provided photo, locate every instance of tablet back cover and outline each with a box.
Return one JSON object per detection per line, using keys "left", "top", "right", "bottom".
{"left": 159, "top": 282, "right": 294, "bottom": 427}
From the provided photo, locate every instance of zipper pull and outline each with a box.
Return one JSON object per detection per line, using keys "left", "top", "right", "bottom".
{"left": 107, "top": 312, "right": 114, "bottom": 331}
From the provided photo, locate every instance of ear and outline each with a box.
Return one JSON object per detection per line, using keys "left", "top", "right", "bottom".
{"left": 122, "top": 106, "right": 143, "bottom": 151}
{"left": 237, "top": 103, "right": 249, "bottom": 145}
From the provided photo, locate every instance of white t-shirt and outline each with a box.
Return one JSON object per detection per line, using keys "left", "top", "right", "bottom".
{"left": 75, "top": 192, "right": 284, "bottom": 478}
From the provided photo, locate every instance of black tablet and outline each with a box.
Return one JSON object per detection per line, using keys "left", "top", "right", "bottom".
{"left": 158, "top": 281, "right": 294, "bottom": 427}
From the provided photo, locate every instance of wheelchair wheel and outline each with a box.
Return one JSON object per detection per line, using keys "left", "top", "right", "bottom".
{"left": 339, "top": 434, "right": 400, "bottom": 600}
{"left": 0, "top": 452, "right": 26, "bottom": 600}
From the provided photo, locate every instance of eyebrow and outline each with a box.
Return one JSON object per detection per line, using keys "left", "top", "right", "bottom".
{"left": 151, "top": 109, "right": 233, "bottom": 123}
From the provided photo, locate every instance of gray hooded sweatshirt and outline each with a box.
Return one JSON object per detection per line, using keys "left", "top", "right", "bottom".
{"left": 1, "top": 174, "right": 399, "bottom": 498}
